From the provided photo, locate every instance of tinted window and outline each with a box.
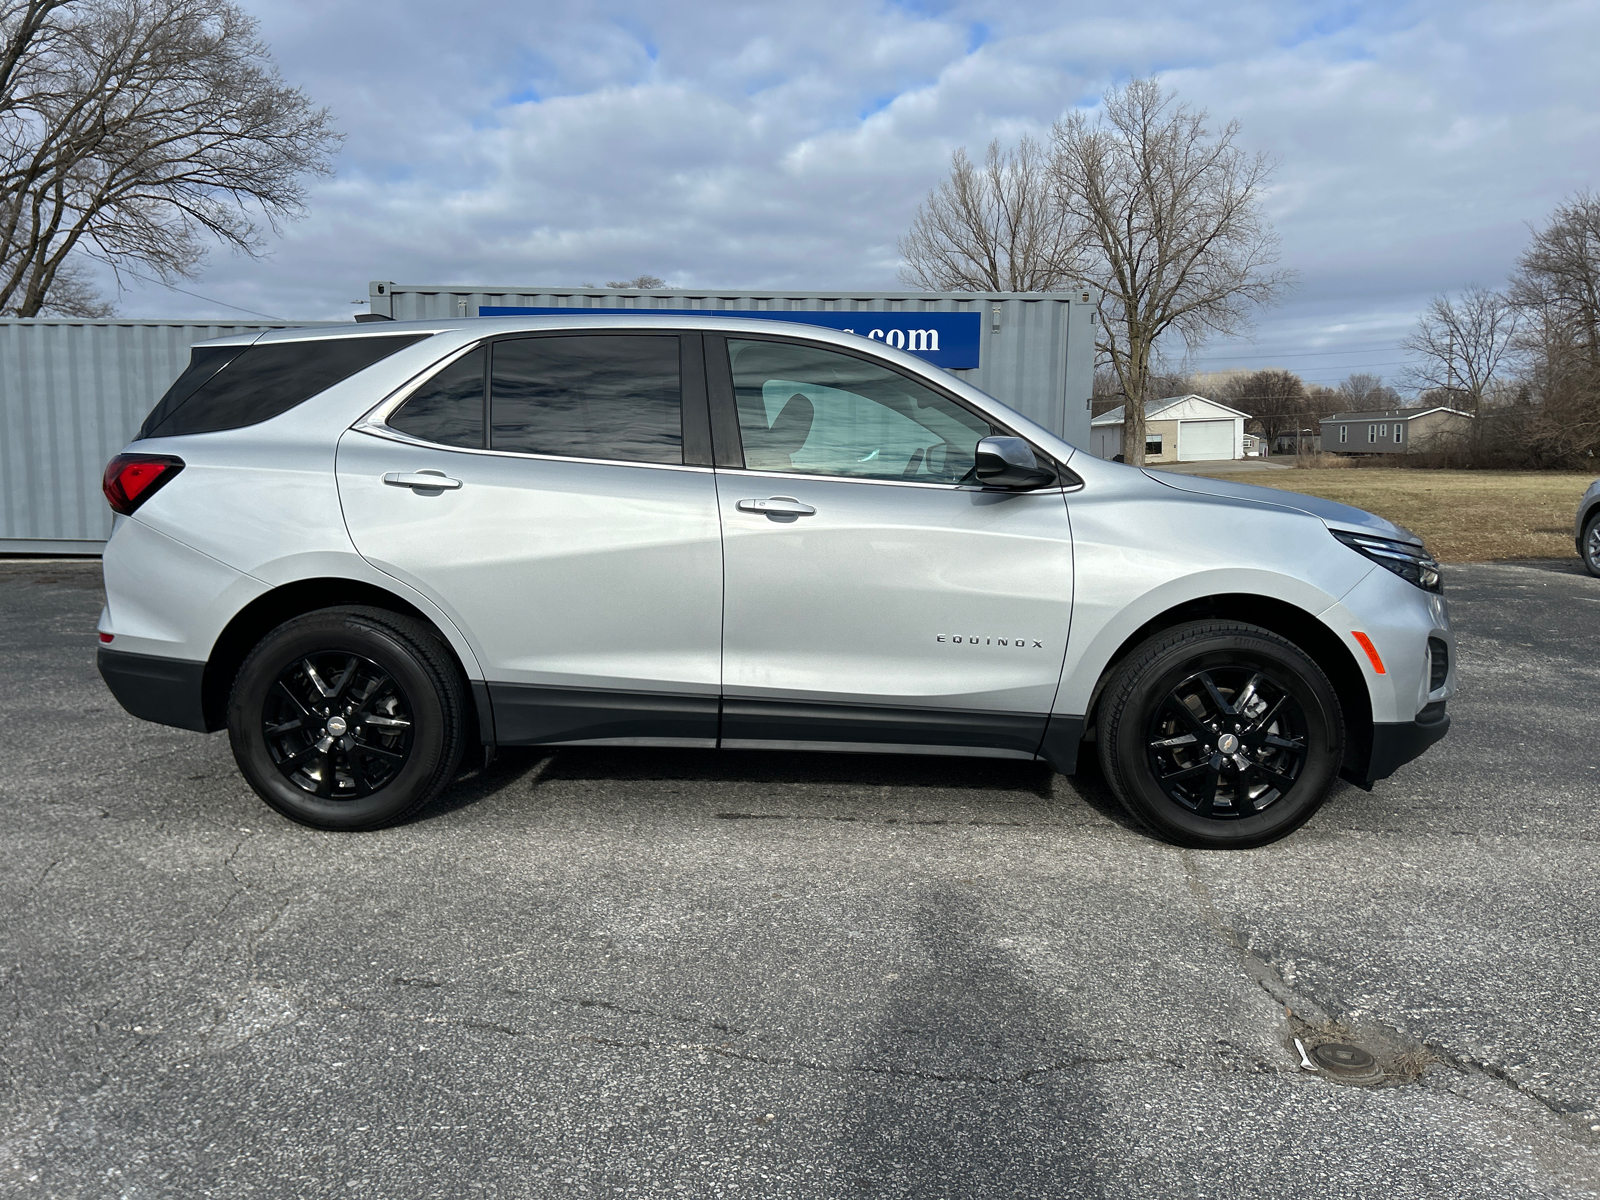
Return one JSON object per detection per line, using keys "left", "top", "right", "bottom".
{"left": 139, "top": 334, "right": 431, "bottom": 439}
{"left": 491, "top": 335, "right": 681, "bottom": 464}
{"left": 389, "top": 347, "right": 485, "bottom": 449}
{"left": 726, "top": 339, "right": 990, "bottom": 482}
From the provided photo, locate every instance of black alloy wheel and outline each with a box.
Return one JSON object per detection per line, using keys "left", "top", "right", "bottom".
{"left": 1144, "top": 665, "right": 1308, "bottom": 820}
{"left": 262, "top": 651, "right": 414, "bottom": 800}
{"left": 1584, "top": 511, "right": 1600, "bottom": 578}
{"left": 1098, "top": 621, "right": 1344, "bottom": 849}
{"left": 228, "top": 606, "right": 467, "bottom": 830}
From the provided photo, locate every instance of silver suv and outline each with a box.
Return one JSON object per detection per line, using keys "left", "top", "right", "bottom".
{"left": 96, "top": 315, "right": 1454, "bottom": 848}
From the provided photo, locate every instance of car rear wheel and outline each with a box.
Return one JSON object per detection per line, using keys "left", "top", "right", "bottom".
{"left": 1097, "top": 621, "right": 1344, "bottom": 849}
{"left": 1583, "top": 511, "right": 1600, "bottom": 578}
{"left": 227, "top": 606, "right": 467, "bottom": 830}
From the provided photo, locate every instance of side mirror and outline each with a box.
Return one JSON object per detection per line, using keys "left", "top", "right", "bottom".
{"left": 974, "top": 436, "right": 1055, "bottom": 490}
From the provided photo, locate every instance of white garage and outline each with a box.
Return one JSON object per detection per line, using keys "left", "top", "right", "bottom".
{"left": 1089, "top": 394, "right": 1249, "bottom": 463}
{"left": 1177, "top": 418, "right": 1236, "bottom": 460}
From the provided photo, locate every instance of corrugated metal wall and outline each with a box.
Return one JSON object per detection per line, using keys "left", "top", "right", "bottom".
{"left": 0, "top": 319, "right": 302, "bottom": 553}
{"left": 370, "top": 283, "right": 1097, "bottom": 447}
{"left": 1, "top": 291, "right": 1098, "bottom": 555}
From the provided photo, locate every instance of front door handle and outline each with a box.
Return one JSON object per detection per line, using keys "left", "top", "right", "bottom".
{"left": 383, "top": 470, "right": 462, "bottom": 491}
{"left": 737, "top": 496, "right": 815, "bottom": 516}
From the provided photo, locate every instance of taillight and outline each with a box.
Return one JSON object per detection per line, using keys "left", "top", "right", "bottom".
{"left": 102, "top": 453, "right": 184, "bottom": 515}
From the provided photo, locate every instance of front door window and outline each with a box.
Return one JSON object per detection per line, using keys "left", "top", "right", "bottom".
{"left": 728, "top": 339, "right": 990, "bottom": 482}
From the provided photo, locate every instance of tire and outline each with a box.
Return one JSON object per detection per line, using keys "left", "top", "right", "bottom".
{"left": 1097, "top": 621, "right": 1344, "bottom": 849}
{"left": 1583, "top": 511, "right": 1600, "bottom": 578}
{"left": 227, "top": 606, "right": 467, "bottom": 830}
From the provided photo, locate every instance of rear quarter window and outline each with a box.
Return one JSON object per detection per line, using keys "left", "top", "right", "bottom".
{"left": 138, "top": 333, "right": 432, "bottom": 439}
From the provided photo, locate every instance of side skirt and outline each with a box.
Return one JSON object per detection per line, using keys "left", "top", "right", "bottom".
{"left": 487, "top": 684, "right": 1073, "bottom": 766}
{"left": 488, "top": 683, "right": 719, "bottom": 747}
{"left": 721, "top": 697, "right": 1046, "bottom": 757}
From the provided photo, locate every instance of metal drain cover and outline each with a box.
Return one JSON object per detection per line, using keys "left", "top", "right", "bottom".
{"left": 1311, "top": 1042, "right": 1379, "bottom": 1077}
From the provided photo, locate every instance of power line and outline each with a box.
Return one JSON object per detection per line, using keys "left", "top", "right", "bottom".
{"left": 1199, "top": 359, "right": 1416, "bottom": 372}
{"left": 121, "top": 269, "right": 287, "bottom": 321}
{"left": 1188, "top": 345, "right": 1411, "bottom": 361}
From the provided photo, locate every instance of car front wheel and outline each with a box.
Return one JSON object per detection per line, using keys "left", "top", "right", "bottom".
{"left": 1583, "top": 511, "right": 1600, "bottom": 578}
{"left": 1098, "top": 621, "right": 1345, "bottom": 849}
{"left": 227, "top": 606, "right": 467, "bottom": 830}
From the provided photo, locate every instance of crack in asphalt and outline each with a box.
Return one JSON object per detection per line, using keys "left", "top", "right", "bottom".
{"left": 177, "top": 888, "right": 246, "bottom": 961}
{"left": 689, "top": 1042, "right": 1197, "bottom": 1086}
{"left": 338, "top": 1001, "right": 1280, "bottom": 1086}
{"left": 25, "top": 857, "right": 63, "bottom": 895}
{"left": 245, "top": 898, "right": 293, "bottom": 984}
{"left": 338, "top": 983, "right": 1295, "bottom": 1087}
{"left": 555, "top": 994, "right": 748, "bottom": 1036}
{"left": 1181, "top": 850, "right": 1600, "bottom": 1144}
{"left": 1424, "top": 1044, "right": 1596, "bottom": 1124}
{"left": 1180, "top": 851, "right": 1333, "bottom": 1026}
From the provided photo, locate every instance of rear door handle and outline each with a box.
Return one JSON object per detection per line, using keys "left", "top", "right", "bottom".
{"left": 383, "top": 470, "right": 462, "bottom": 491}
{"left": 737, "top": 496, "right": 815, "bottom": 516}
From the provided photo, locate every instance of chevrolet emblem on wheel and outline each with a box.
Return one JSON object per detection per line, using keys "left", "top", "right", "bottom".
{"left": 94, "top": 312, "right": 1453, "bottom": 847}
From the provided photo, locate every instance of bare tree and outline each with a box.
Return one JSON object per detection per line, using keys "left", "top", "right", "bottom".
{"left": 1336, "top": 372, "right": 1401, "bottom": 410}
{"left": 0, "top": 0, "right": 339, "bottom": 316}
{"left": 1301, "top": 383, "right": 1343, "bottom": 419}
{"left": 1216, "top": 368, "right": 1305, "bottom": 454}
{"left": 1050, "top": 79, "right": 1292, "bottom": 464}
{"left": 1509, "top": 190, "right": 1600, "bottom": 371}
{"left": 1507, "top": 193, "right": 1600, "bottom": 462}
{"left": 1092, "top": 364, "right": 1197, "bottom": 417}
{"left": 897, "top": 136, "right": 1081, "bottom": 292}
{"left": 1401, "top": 286, "right": 1519, "bottom": 414}
{"left": 605, "top": 274, "right": 665, "bottom": 289}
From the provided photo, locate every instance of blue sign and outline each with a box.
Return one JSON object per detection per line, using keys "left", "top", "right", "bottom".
{"left": 476, "top": 306, "right": 983, "bottom": 369}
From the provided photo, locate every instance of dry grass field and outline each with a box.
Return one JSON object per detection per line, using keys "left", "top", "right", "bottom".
{"left": 1193, "top": 468, "right": 1594, "bottom": 562}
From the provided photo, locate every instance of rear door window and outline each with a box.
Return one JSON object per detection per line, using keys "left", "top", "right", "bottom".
{"left": 490, "top": 334, "right": 682, "bottom": 464}
{"left": 389, "top": 347, "right": 486, "bottom": 449}
{"left": 139, "top": 333, "right": 431, "bottom": 439}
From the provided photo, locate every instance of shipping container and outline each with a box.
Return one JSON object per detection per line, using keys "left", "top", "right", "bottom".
{"left": 0, "top": 319, "right": 317, "bottom": 554}
{"left": 2, "top": 284, "right": 1099, "bottom": 556}
{"left": 369, "top": 282, "right": 1097, "bottom": 447}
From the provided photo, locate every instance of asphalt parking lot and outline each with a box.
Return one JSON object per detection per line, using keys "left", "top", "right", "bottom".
{"left": 3, "top": 558, "right": 1599, "bottom": 1199}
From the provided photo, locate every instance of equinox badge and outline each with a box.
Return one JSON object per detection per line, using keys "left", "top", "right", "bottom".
{"left": 937, "top": 635, "right": 1045, "bottom": 648}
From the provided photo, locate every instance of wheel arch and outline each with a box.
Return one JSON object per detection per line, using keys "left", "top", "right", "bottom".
{"left": 200, "top": 577, "right": 484, "bottom": 741}
{"left": 1081, "top": 592, "right": 1374, "bottom": 784}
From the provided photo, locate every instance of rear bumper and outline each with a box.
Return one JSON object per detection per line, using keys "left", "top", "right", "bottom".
{"left": 97, "top": 647, "right": 208, "bottom": 732}
{"left": 1355, "top": 701, "right": 1450, "bottom": 785}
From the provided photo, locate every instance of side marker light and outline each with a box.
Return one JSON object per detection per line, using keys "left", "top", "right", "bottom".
{"left": 1351, "top": 632, "right": 1386, "bottom": 675}
{"left": 99, "top": 632, "right": 114, "bottom": 643}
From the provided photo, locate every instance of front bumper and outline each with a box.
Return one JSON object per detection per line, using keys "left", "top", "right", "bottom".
{"left": 1352, "top": 701, "right": 1450, "bottom": 786}
{"left": 98, "top": 647, "right": 209, "bottom": 732}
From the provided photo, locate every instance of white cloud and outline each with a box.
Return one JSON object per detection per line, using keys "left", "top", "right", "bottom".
{"left": 96, "top": 0, "right": 1600, "bottom": 391}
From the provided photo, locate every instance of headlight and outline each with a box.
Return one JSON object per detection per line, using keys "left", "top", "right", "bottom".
{"left": 1331, "top": 529, "right": 1442, "bottom": 593}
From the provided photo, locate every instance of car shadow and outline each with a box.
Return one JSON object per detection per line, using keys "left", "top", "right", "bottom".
{"left": 1474, "top": 555, "right": 1587, "bottom": 577}
{"left": 418, "top": 741, "right": 1144, "bottom": 834}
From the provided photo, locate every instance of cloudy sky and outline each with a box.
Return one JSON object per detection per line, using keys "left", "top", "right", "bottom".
{"left": 98, "top": 0, "right": 1600, "bottom": 392}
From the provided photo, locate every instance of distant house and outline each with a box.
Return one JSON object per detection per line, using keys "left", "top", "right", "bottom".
{"left": 1089, "top": 394, "right": 1249, "bottom": 462}
{"left": 1271, "top": 427, "right": 1320, "bottom": 454}
{"left": 1319, "top": 407, "right": 1473, "bottom": 455}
